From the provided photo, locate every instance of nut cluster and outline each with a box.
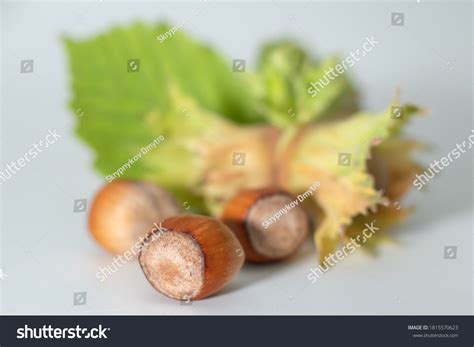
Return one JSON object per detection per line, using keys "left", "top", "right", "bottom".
{"left": 89, "top": 180, "right": 311, "bottom": 300}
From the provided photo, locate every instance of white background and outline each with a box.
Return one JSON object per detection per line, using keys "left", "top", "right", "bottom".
{"left": 0, "top": 1, "right": 472, "bottom": 314}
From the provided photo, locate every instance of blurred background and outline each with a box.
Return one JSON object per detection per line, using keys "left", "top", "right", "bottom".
{"left": 0, "top": 0, "right": 472, "bottom": 314}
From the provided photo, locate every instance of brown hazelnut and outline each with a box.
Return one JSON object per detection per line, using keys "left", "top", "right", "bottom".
{"left": 89, "top": 180, "right": 181, "bottom": 254}
{"left": 138, "top": 215, "right": 244, "bottom": 300}
{"left": 222, "top": 188, "right": 310, "bottom": 263}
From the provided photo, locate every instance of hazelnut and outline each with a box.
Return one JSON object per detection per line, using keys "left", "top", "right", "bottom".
{"left": 89, "top": 180, "right": 181, "bottom": 254}
{"left": 222, "top": 188, "right": 310, "bottom": 262}
{"left": 138, "top": 215, "right": 244, "bottom": 300}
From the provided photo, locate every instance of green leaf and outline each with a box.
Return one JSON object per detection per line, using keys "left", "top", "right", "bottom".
{"left": 63, "top": 22, "right": 264, "bottom": 182}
